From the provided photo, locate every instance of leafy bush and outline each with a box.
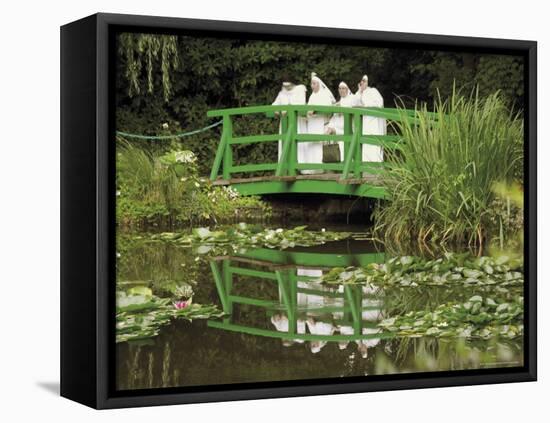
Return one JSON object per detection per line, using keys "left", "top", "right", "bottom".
{"left": 116, "top": 141, "right": 271, "bottom": 228}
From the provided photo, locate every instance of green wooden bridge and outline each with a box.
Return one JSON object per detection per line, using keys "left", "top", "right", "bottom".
{"left": 207, "top": 247, "right": 394, "bottom": 344}
{"left": 208, "top": 105, "right": 415, "bottom": 198}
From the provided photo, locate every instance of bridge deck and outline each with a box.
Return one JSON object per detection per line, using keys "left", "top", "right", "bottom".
{"left": 212, "top": 173, "right": 386, "bottom": 198}
{"left": 212, "top": 173, "right": 381, "bottom": 186}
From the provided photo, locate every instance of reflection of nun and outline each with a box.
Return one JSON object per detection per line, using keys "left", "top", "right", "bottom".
{"left": 335, "top": 285, "right": 383, "bottom": 357}
{"left": 357, "top": 284, "right": 383, "bottom": 357}
{"left": 303, "top": 73, "right": 336, "bottom": 174}
{"left": 354, "top": 74, "right": 386, "bottom": 167}
{"left": 307, "top": 317, "right": 334, "bottom": 354}
{"left": 270, "top": 314, "right": 306, "bottom": 346}
{"left": 272, "top": 80, "right": 308, "bottom": 160}
{"left": 326, "top": 81, "right": 356, "bottom": 160}
{"left": 296, "top": 268, "right": 335, "bottom": 354}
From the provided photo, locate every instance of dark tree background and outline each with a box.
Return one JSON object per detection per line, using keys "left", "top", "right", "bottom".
{"left": 116, "top": 33, "right": 524, "bottom": 175}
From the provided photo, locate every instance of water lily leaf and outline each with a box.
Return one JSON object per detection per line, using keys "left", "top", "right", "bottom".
{"left": 463, "top": 268, "right": 483, "bottom": 279}
{"left": 197, "top": 245, "right": 213, "bottom": 254}
{"left": 127, "top": 286, "right": 152, "bottom": 297}
{"left": 193, "top": 227, "right": 212, "bottom": 239}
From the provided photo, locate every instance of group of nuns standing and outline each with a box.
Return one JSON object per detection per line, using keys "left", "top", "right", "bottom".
{"left": 272, "top": 72, "right": 386, "bottom": 175}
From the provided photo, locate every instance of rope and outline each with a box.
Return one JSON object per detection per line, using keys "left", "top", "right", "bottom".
{"left": 116, "top": 120, "right": 223, "bottom": 140}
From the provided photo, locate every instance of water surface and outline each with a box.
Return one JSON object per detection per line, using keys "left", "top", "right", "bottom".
{"left": 116, "top": 226, "right": 523, "bottom": 391}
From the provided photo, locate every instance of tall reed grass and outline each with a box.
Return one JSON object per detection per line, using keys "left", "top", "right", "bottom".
{"left": 373, "top": 89, "right": 523, "bottom": 247}
{"left": 116, "top": 139, "right": 184, "bottom": 213}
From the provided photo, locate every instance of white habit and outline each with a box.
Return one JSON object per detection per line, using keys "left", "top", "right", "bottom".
{"left": 304, "top": 74, "right": 335, "bottom": 173}
{"left": 272, "top": 84, "right": 308, "bottom": 160}
{"left": 354, "top": 85, "right": 386, "bottom": 164}
{"left": 327, "top": 82, "right": 356, "bottom": 161}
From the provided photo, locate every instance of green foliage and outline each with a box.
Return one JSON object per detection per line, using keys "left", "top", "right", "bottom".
{"left": 319, "top": 252, "right": 524, "bottom": 340}
{"left": 486, "top": 181, "right": 524, "bottom": 250}
{"left": 373, "top": 89, "right": 524, "bottom": 247}
{"left": 319, "top": 252, "right": 523, "bottom": 288}
{"left": 115, "top": 33, "right": 524, "bottom": 176}
{"left": 116, "top": 287, "right": 224, "bottom": 343}
{"left": 149, "top": 223, "right": 351, "bottom": 254}
{"left": 116, "top": 141, "right": 271, "bottom": 228}
{"left": 378, "top": 294, "right": 523, "bottom": 340}
{"left": 118, "top": 33, "right": 179, "bottom": 101}
{"left": 412, "top": 52, "right": 524, "bottom": 108}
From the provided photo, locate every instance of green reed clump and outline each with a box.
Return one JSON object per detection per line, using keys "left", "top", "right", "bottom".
{"left": 374, "top": 89, "right": 523, "bottom": 247}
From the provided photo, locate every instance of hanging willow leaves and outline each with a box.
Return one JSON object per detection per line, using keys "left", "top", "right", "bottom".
{"left": 118, "top": 33, "right": 179, "bottom": 101}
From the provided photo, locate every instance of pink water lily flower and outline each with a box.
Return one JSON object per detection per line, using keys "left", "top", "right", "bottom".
{"left": 173, "top": 300, "right": 189, "bottom": 310}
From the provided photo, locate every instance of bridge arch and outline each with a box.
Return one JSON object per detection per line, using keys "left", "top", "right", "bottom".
{"left": 207, "top": 104, "right": 419, "bottom": 198}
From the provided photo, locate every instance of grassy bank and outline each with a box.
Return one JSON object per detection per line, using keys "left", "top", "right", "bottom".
{"left": 116, "top": 140, "right": 271, "bottom": 228}
{"left": 374, "top": 89, "right": 523, "bottom": 248}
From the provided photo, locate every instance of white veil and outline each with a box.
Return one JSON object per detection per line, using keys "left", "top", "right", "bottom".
{"left": 310, "top": 72, "right": 336, "bottom": 104}
{"left": 338, "top": 81, "right": 353, "bottom": 97}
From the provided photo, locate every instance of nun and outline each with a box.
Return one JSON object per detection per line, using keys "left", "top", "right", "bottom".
{"left": 326, "top": 81, "right": 356, "bottom": 161}
{"left": 354, "top": 74, "right": 386, "bottom": 167}
{"left": 303, "top": 73, "right": 336, "bottom": 174}
{"left": 272, "top": 78, "right": 308, "bottom": 160}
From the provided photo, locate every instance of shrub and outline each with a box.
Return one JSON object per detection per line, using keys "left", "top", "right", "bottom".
{"left": 373, "top": 89, "right": 523, "bottom": 247}
{"left": 116, "top": 140, "right": 271, "bottom": 228}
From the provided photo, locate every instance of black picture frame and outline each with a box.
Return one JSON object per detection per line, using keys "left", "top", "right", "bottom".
{"left": 60, "top": 12, "right": 537, "bottom": 409}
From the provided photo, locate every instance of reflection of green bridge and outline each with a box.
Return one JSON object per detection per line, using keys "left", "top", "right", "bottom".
{"left": 207, "top": 105, "right": 416, "bottom": 198}
{"left": 207, "top": 247, "right": 394, "bottom": 343}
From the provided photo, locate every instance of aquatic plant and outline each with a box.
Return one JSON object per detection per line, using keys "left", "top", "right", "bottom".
{"left": 378, "top": 294, "right": 523, "bottom": 340}
{"left": 173, "top": 300, "right": 191, "bottom": 310}
{"left": 374, "top": 89, "right": 523, "bottom": 247}
{"left": 116, "top": 288, "right": 224, "bottom": 343}
{"left": 149, "top": 223, "right": 352, "bottom": 253}
{"left": 319, "top": 253, "right": 523, "bottom": 288}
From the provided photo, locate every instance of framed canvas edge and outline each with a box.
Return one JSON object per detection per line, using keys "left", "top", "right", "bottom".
{"left": 75, "top": 12, "right": 537, "bottom": 409}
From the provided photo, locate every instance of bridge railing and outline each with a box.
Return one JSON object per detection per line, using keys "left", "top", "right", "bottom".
{"left": 207, "top": 104, "right": 416, "bottom": 181}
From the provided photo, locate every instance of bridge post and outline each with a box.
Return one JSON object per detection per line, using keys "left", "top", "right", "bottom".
{"left": 354, "top": 114, "right": 363, "bottom": 178}
{"left": 288, "top": 110, "right": 297, "bottom": 176}
{"left": 222, "top": 259, "right": 233, "bottom": 315}
{"left": 275, "top": 270, "right": 296, "bottom": 334}
{"left": 209, "top": 118, "right": 227, "bottom": 181}
{"left": 210, "top": 261, "right": 231, "bottom": 314}
{"left": 280, "top": 112, "right": 288, "bottom": 136}
{"left": 341, "top": 114, "right": 361, "bottom": 180}
{"left": 275, "top": 109, "right": 296, "bottom": 177}
{"left": 343, "top": 113, "right": 352, "bottom": 170}
{"left": 222, "top": 115, "right": 233, "bottom": 180}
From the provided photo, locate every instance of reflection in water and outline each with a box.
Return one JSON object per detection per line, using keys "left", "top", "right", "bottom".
{"left": 207, "top": 245, "right": 390, "bottom": 358}
{"left": 116, "top": 237, "right": 523, "bottom": 391}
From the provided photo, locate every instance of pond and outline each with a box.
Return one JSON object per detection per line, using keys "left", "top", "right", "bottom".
{"left": 115, "top": 223, "right": 524, "bottom": 391}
